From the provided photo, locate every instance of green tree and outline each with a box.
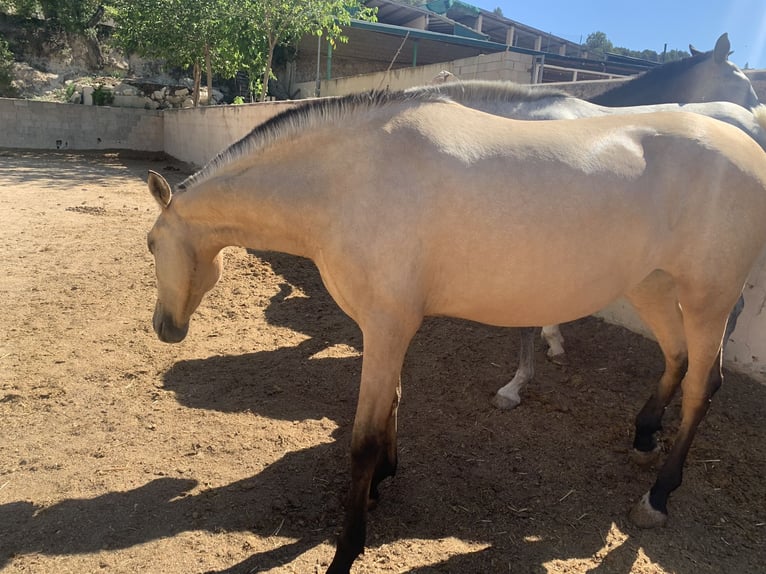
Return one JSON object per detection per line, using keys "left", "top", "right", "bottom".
{"left": 108, "top": 0, "right": 375, "bottom": 104}
{"left": 585, "top": 31, "right": 613, "bottom": 59}
{"left": 109, "top": 0, "right": 234, "bottom": 106}
{"left": 1, "top": 0, "right": 105, "bottom": 68}
{"left": 587, "top": 31, "right": 690, "bottom": 63}
{"left": 0, "top": 35, "right": 18, "bottom": 97}
{"left": 231, "top": 0, "right": 376, "bottom": 102}
{"left": 0, "top": 0, "right": 103, "bottom": 33}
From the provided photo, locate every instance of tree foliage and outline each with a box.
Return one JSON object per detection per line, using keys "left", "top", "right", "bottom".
{"left": 585, "top": 30, "right": 689, "bottom": 63}
{"left": 584, "top": 31, "right": 613, "bottom": 59}
{"left": 0, "top": 0, "right": 103, "bottom": 33}
{"left": 108, "top": 0, "right": 375, "bottom": 104}
{"left": 229, "top": 0, "right": 376, "bottom": 102}
{"left": 0, "top": 35, "right": 18, "bottom": 97}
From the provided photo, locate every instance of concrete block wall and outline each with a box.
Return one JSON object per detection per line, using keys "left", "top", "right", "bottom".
{"left": 0, "top": 98, "right": 163, "bottom": 151}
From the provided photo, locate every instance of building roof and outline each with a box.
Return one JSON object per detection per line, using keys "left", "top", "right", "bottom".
{"left": 360, "top": 0, "right": 658, "bottom": 77}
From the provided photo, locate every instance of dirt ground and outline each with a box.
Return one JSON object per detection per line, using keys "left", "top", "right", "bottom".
{"left": 1, "top": 150, "right": 764, "bottom": 574}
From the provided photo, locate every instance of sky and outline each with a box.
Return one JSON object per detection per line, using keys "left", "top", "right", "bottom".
{"left": 469, "top": 0, "right": 766, "bottom": 70}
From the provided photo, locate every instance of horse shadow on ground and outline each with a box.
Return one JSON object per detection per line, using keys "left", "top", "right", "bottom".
{"left": 3, "top": 251, "right": 763, "bottom": 573}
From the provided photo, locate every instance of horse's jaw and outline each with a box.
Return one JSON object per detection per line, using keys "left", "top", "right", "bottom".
{"left": 153, "top": 301, "right": 189, "bottom": 343}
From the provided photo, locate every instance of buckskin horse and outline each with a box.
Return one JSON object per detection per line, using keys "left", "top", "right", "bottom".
{"left": 146, "top": 90, "right": 766, "bottom": 573}
{"left": 410, "top": 32, "right": 762, "bottom": 410}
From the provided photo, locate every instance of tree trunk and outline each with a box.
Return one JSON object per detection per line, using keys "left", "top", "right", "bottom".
{"left": 205, "top": 44, "right": 213, "bottom": 105}
{"left": 260, "top": 42, "right": 276, "bottom": 102}
{"left": 193, "top": 61, "right": 201, "bottom": 107}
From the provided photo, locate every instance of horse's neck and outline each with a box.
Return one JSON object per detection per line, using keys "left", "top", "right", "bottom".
{"left": 590, "top": 75, "right": 684, "bottom": 107}
{"left": 176, "top": 180, "right": 321, "bottom": 259}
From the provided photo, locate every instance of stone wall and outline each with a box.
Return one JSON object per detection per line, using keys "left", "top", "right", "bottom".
{"left": 0, "top": 98, "right": 162, "bottom": 151}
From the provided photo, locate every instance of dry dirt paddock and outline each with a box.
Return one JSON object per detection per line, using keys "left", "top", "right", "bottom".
{"left": 1, "top": 150, "right": 765, "bottom": 574}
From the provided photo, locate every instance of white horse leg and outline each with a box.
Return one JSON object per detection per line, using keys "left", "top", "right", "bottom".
{"left": 329, "top": 316, "right": 419, "bottom": 574}
{"left": 541, "top": 324, "right": 565, "bottom": 360}
{"left": 493, "top": 327, "right": 536, "bottom": 410}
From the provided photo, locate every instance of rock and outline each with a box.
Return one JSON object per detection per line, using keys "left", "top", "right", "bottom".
{"left": 174, "top": 87, "right": 189, "bottom": 97}
{"left": 82, "top": 85, "right": 94, "bottom": 105}
{"left": 114, "top": 83, "right": 138, "bottom": 96}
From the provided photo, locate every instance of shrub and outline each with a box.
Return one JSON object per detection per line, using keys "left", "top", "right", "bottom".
{"left": 0, "top": 37, "right": 18, "bottom": 98}
{"left": 92, "top": 83, "right": 113, "bottom": 106}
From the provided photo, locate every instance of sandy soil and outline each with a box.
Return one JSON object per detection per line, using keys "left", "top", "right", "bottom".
{"left": 1, "top": 150, "right": 764, "bottom": 574}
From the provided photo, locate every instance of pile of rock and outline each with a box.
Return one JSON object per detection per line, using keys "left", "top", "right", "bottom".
{"left": 67, "top": 80, "right": 225, "bottom": 109}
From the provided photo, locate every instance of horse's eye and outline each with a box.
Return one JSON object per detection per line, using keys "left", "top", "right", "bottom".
{"left": 147, "top": 237, "right": 155, "bottom": 254}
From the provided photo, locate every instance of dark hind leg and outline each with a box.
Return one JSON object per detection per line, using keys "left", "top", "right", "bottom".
{"left": 493, "top": 327, "right": 537, "bottom": 410}
{"left": 625, "top": 272, "right": 688, "bottom": 464}
{"left": 631, "top": 348, "right": 724, "bottom": 526}
{"left": 629, "top": 280, "right": 732, "bottom": 528}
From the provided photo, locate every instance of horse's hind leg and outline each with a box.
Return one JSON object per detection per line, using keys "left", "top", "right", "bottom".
{"left": 625, "top": 272, "right": 688, "bottom": 465}
{"left": 629, "top": 288, "right": 728, "bottom": 528}
{"left": 493, "top": 327, "right": 537, "bottom": 410}
{"left": 541, "top": 324, "right": 565, "bottom": 360}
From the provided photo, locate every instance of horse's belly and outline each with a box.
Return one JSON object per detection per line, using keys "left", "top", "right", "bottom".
{"left": 424, "top": 253, "right": 651, "bottom": 327}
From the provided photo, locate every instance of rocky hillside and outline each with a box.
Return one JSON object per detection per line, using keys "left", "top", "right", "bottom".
{"left": 0, "top": 13, "right": 233, "bottom": 106}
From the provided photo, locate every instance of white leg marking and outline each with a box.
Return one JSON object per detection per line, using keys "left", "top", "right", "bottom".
{"left": 629, "top": 491, "right": 668, "bottom": 528}
{"left": 493, "top": 367, "right": 531, "bottom": 410}
{"left": 542, "top": 324, "right": 565, "bottom": 359}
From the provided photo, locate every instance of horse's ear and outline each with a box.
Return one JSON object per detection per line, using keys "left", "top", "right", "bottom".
{"left": 148, "top": 170, "right": 173, "bottom": 209}
{"left": 689, "top": 44, "right": 702, "bottom": 56}
{"left": 713, "top": 33, "right": 731, "bottom": 64}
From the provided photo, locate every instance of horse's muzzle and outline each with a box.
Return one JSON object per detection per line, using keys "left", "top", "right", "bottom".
{"left": 153, "top": 302, "right": 189, "bottom": 343}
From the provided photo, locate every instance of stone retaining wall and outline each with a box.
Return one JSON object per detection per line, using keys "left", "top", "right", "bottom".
{"left": 0, "top": 97, "right": 163, "bottom": 151}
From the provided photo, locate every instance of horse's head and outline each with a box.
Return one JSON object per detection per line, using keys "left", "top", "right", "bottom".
{"left": 686, "top": 33, "right": 760, "bottom": 109}
{"left": 146, "top": 170, "right": 223, "bottom": 343}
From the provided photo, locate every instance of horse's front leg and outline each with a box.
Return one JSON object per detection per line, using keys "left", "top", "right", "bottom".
{"left": 327, "top": 318, "right": 418, "bottom": 574}
{"left": 370, "top": 376, "right": 401, "bottom": 506}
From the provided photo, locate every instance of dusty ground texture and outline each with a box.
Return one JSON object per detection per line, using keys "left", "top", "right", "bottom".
{"left": 1, "top": 151, "right": 765, "bottom": 574}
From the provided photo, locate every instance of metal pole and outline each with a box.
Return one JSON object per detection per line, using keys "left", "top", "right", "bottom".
{"left": 315, "top": 35, "right": 322, "bottom": 97}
